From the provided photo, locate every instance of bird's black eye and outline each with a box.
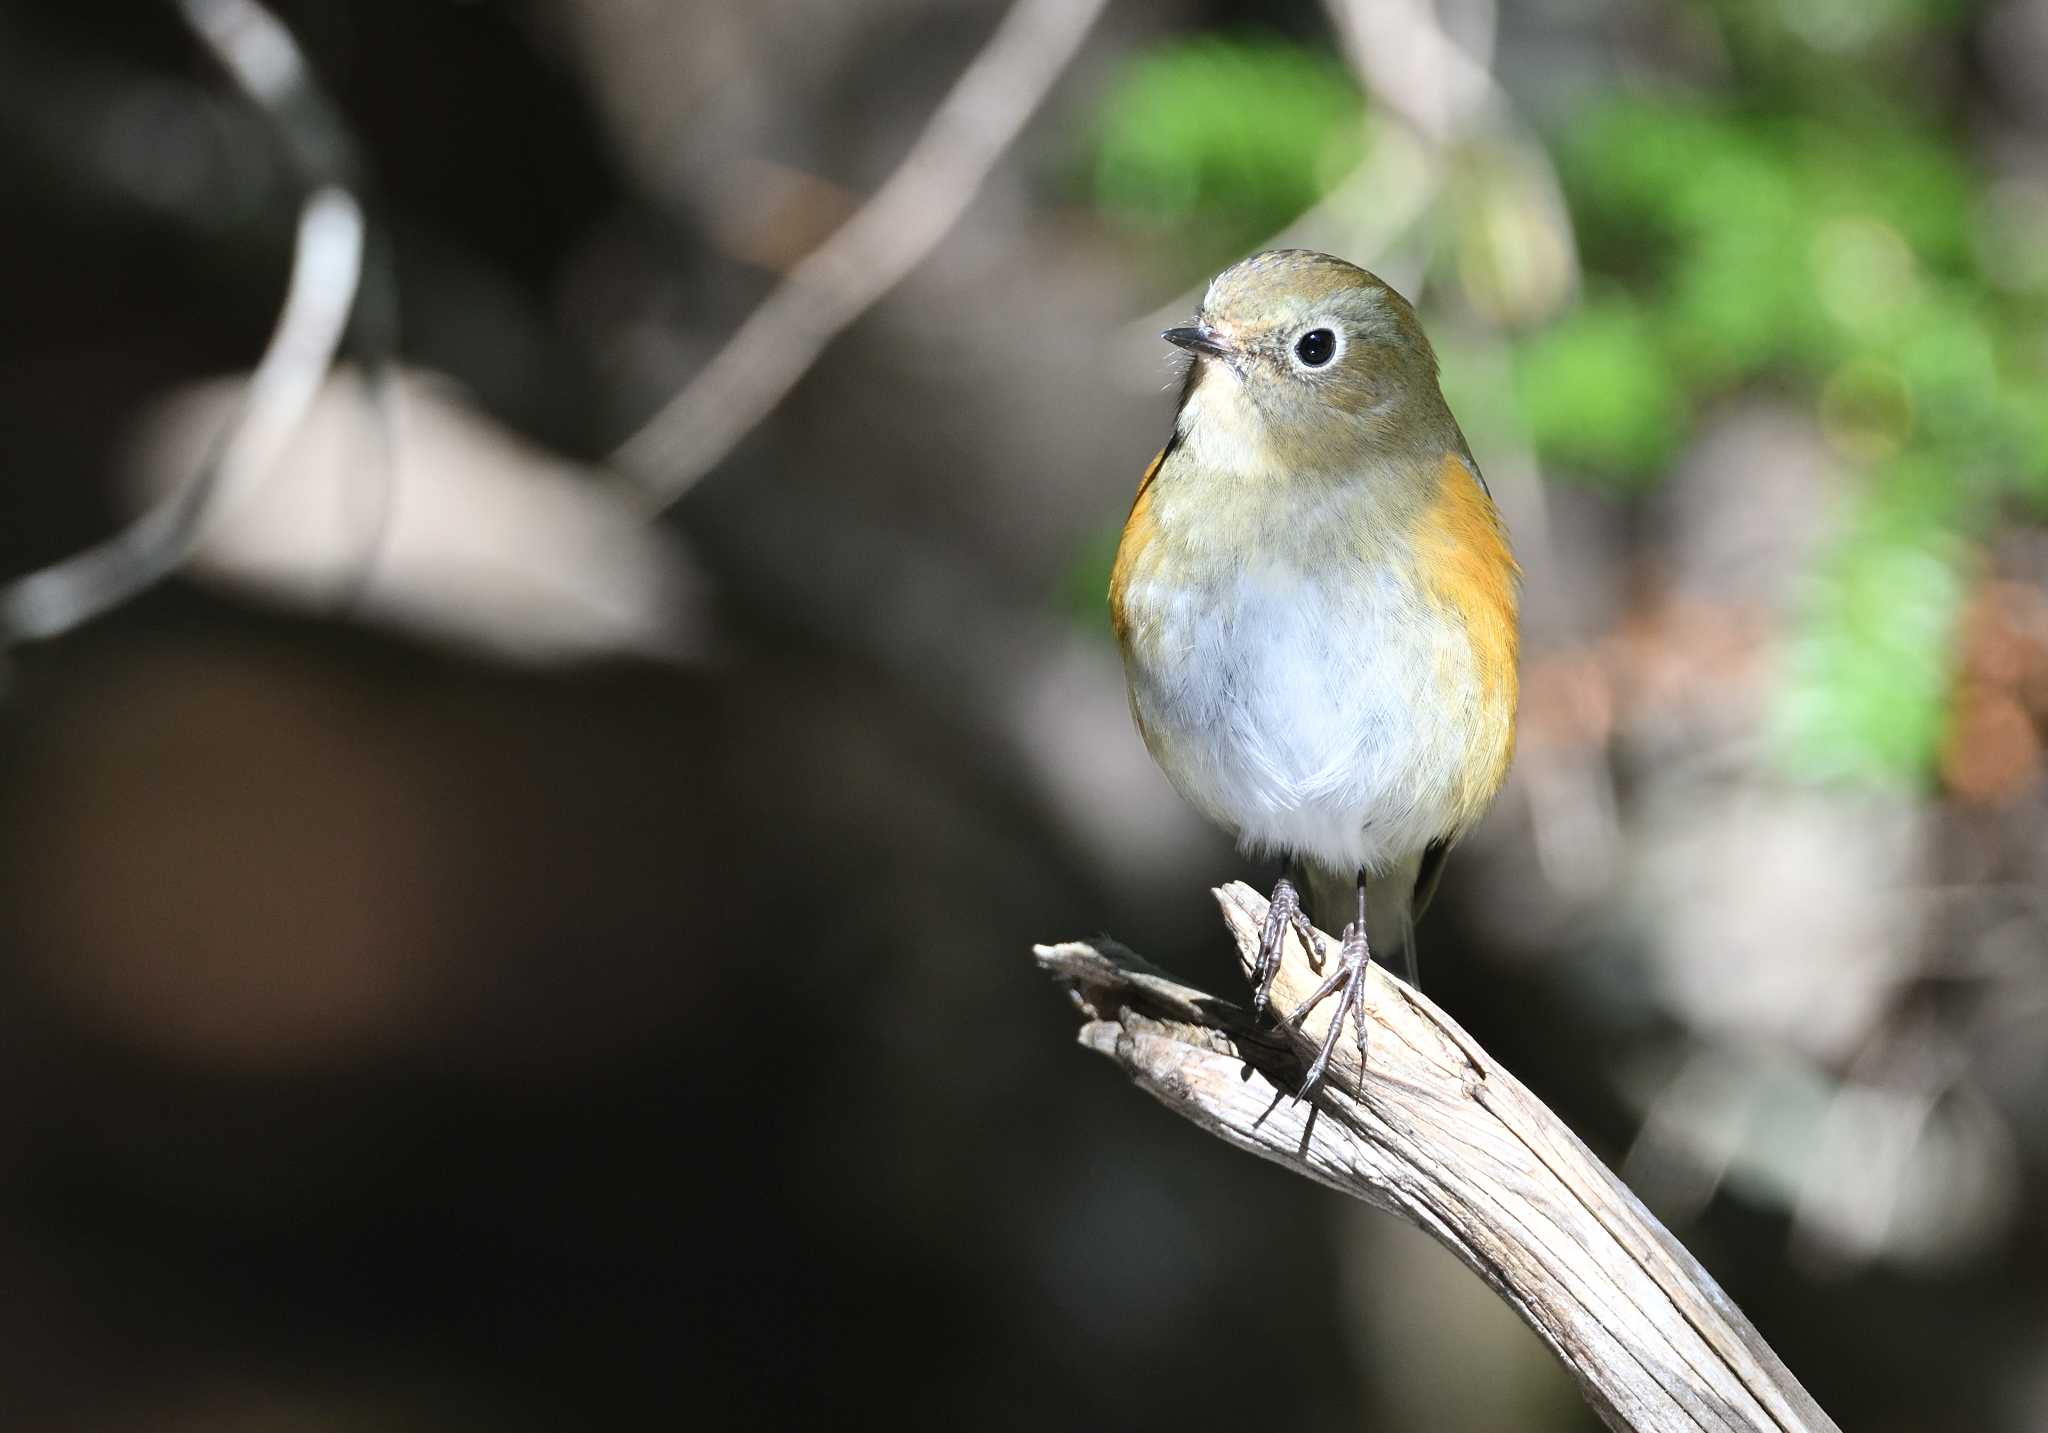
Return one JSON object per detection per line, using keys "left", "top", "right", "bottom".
{"left": 1294, "top": 328, "right": 1336, "bottom": 367}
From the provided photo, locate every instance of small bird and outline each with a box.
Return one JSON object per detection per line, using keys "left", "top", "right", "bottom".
{"left": 1110, "top": 249, "right": 1519, "bottom": 1096}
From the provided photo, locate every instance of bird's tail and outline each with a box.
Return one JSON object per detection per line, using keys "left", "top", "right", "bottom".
{"left": 1303, "top": 848, "right": 1428, "bottom": 989}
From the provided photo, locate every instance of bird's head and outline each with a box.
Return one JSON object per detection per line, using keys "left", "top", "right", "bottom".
{"left": 1163, "top": 249, "right": 1449, "bottom": 477}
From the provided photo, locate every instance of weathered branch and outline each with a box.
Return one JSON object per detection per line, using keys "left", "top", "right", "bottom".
{"left": 1035, "top": 882, "right": 1840, "bottom": 1433}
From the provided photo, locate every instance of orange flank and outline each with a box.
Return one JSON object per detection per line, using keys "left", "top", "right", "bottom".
{"left": 1108, "top": 446, "right": 1167, "bottom": 648}
{"left": 1416, "top": 451, "right": 1521, "bottom": 823}
{"left": 1132, "top": 442, "right": 1169, "bottom": 506}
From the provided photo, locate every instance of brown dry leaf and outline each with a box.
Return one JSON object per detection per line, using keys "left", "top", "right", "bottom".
{"left": 1941, "top": 678, "right": 2043, "bottom": 805}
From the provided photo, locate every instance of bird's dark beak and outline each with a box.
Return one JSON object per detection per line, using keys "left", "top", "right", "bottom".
{"left": 1162, "top": 324, "right": 1232, "bottom": 359}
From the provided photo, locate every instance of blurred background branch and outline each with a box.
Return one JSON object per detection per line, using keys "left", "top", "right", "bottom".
{"left": 0, "top": 186, "right": 359, "bottom": 645}
{"left": 614, "top": 0, "right": 1112, "bottom": 509}
{"left": 0, "top": 0, "right": 364, "bottom": 650}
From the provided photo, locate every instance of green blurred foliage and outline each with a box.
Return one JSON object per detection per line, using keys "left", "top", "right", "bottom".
{"left": 1081, "top": 9, "right": 2048, "bottom": 786}
{"left": 1511, "top": 298, "right": 1685, "bottom": 482}
{"left": 1546, "top": 35, "right": 2044, "bottom": 782}
{"left": 1057, "top": 518, "right": 1125, "bottom": 627}
{"left": 1090, "top": 35, "right": 1366, "bottom": 262}
{"left": 1773, "top": 459, "right": 1972, "bottom": 785}
{"left": 1517, "top": 0, "right": 2047, "bottom": 784}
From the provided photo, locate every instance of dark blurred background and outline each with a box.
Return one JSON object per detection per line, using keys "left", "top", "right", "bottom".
{"left": 3, "top": 0, "right": 2047, "bottom": 1428}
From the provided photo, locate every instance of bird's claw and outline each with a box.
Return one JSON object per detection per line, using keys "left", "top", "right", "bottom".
{"left": 1287, "top": 919, "right": 1372, "bottom": 1101}
{"left": 1252, "top": 876, "right": 1324, "bottom": 1015}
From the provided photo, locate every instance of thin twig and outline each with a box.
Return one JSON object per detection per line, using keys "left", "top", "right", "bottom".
{"left": 0, "top": 0, "right": 365, "bottom": 649}
{"left": 0, "top": 187, "right": 361, "bottom": 644}
{"left": 613, "top": 0, "right": 1111, "bottom": 511}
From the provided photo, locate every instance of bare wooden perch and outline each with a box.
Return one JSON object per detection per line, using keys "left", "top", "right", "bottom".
{"left": 1035, "top": 882, "right": 1840, "bottom": 1433}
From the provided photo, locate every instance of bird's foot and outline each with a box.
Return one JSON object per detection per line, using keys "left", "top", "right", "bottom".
{"left": 1287, "top": 919, "right": 1372, "bottom": 1100}
{"left": 1253, "top": 875, "right": 1324, "bottom": 1016}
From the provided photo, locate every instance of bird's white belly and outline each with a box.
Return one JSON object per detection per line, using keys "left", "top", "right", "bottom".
{"left": 1124, "top": 561, "right": 1468, "bottom": 874}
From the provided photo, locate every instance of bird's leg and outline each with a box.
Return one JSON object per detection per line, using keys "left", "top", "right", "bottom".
{"left": 1252, "top": 861, "right": 1324, "bottom": 1016}
{"left": 1288, "top": 868, "right": 1372, "bottom": 1100}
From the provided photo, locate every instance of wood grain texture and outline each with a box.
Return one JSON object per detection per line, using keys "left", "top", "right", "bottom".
{"left": 1034, "top": 883, "right": 1839, "bottom": 1433}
